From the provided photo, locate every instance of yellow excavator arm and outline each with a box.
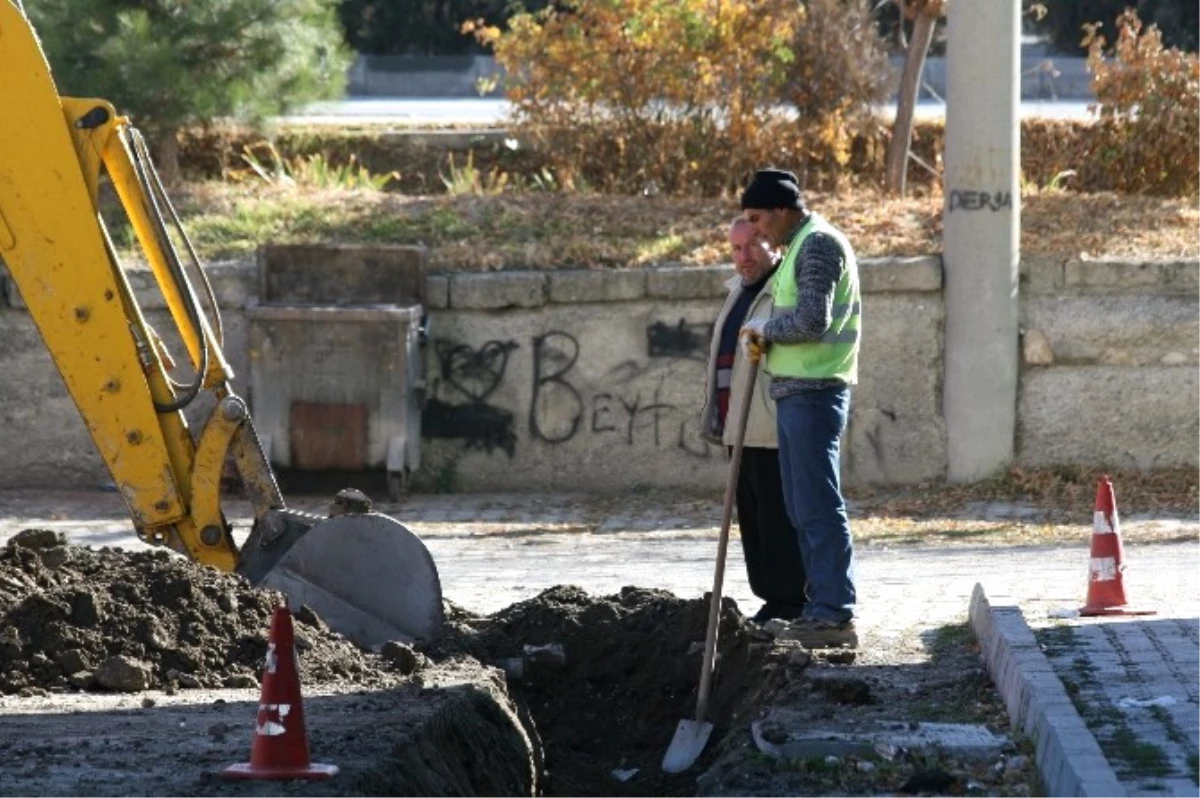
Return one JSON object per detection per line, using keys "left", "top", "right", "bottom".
{"left": 0, "top": 0, "right": 442, "bottom": 646}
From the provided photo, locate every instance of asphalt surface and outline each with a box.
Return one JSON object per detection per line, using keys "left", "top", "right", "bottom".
{"left": 281, "top": 97, "right": 1100, "bottom": 127}
{"left": 0, "top": 488, "right": 1196, "bottom": 796}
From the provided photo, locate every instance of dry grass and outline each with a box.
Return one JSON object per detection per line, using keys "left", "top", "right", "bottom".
{"left": 162, "top": 182, "right": 1198, "bottom": 271}
{"left": 1021, "top": 192, "right": 1200, "bottom": 260}
{"left": 847, "top": 466, "right": 1198, "bottom": 547}
{"left": 851, "top": 516, "right": 1196, "bottom": 548}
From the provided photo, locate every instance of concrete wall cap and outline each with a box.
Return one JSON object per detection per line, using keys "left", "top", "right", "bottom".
{"left": 860, "top": 256, "right": 943, "bottom": 293}
{"left": 449, "top": 271, "right": 547, "bottom": 309}
{"left": 548, "top": 269, "right": 647, "bottom": 304}
{"left": 1062, "top": 258, "right": 1199, "bottom": 293}
{"left": 646, "top": 264, "right": 730, "bottom": 300}
{"left": 1020, "top": 256, "right": 1067, "bottom": 293}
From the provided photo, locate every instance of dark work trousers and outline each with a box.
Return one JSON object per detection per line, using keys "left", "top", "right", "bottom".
{"left": 776, "top": 386, "right": 855, "bottom": 623}
{"left": 735, "top": 445, "right": 808, "bottom": 614}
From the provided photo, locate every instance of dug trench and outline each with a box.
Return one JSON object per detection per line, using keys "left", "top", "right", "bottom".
{"left": 424, "top": 585, "right": 780, "bottom": 797}
{"left": 0, "top": 529, "right": 1035, "bottom": 796}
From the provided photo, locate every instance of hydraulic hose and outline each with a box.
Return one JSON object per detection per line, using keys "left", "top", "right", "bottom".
{"left": 133, "top": 130, "right": 225, "bottom": 350}
{"left": 123, "top": 127, "right": 209, "bottom": 412}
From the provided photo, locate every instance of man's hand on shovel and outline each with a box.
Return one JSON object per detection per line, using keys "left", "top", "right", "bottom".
{"left": 739, "top": 320, "right": 768, "bottom": 364}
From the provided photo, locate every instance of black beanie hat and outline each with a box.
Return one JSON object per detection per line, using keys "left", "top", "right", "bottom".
{"left": 740, "top": 168, "right": 803, "bottom": 210}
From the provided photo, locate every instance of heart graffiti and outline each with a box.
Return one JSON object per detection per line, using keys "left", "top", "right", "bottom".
{"left": 436, "top": 339, "right": 520, "bottom": 403}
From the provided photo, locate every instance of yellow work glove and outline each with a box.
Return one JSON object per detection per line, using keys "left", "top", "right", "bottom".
{"left": 739, "top": 319, "right": 768, "bottom": 364}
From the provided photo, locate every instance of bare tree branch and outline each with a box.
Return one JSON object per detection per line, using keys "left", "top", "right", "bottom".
{"left": 884, "top": 7, "right": 936, "bottom": 195}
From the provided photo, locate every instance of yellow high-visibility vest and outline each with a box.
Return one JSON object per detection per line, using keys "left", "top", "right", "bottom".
{"left": 766, "top": 214, "right": 861, "bottom": 384}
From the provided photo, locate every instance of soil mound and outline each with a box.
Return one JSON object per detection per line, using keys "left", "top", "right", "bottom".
{"left": 0, "top": 530, "right": 392, "bottom": 695}
{"left": 424, "top": 585, "right": 778, "bottom": 797}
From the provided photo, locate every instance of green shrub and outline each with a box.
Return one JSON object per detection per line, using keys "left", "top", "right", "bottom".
{"left": 468, "top": 0, "right": 889, "bottom": 196}
{"left": 235, "top": 141, "right": 399, "bottom": 190}
{"left": 179, "top": 126, "right": 547, "bottom": 194}
{"left": 1078, "top": 10, "right": 1199, "bottom": 195}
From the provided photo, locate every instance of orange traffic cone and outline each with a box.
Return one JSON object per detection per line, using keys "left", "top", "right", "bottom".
{"left": 1079, "top": 476, "right": 1155, "bottom": 617}
{"left": 221, "top": 604, "right": 338, "bottom": 780}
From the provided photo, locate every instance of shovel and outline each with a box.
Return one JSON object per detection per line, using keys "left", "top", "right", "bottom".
{"left": 662, "top": 363, "right": 758, "bottom": 773}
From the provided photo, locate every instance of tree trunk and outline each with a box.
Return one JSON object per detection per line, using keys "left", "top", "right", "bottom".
{"left": 152, "top": 131, "right": 182, "bottom": 188}
{"left": 885, "top": 11, "right": 936, "bottom": 196}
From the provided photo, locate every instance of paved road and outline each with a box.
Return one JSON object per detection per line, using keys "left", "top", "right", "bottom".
{"left": 281, "top": 97, "right": 1099, "bottom": 127}
{"left": 2, "top": 488, "right": 1191, "bottom": 617}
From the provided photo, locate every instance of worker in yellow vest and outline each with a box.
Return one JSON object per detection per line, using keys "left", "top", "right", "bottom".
{"left": 737, "top": 168, "right": 860, "bottom": 652}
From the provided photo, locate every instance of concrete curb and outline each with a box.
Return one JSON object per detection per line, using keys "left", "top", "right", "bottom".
{"left": 968, "top": 583, "right": 1126, "bottom": 798}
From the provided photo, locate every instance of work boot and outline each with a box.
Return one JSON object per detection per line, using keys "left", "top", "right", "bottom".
{"left": 778, "top": 618, "right": 858, "bottom": 650}
{"left": 750, "top": 601, "right": 806, "bottom": 625}
{"left": 750, "top": 602, "right": 781, "bottom": 624}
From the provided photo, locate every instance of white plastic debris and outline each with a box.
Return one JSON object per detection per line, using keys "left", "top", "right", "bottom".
{"left": 1048, "top": 608, "right": 1080, "bottom": 618}
{"left": 1118, "top": 695, "right": 1177, "bottom": 708}
{"left": 522, "top": 643, "right": 566, "bottom": 664}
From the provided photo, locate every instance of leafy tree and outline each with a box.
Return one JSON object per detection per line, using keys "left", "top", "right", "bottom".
{"left": 339, "top": 0, "right": 553, "bottom": 56}
{"left": 26, "top": 0, "right": 352, "bottom": 181}
{"left": 1031, "top": 0, "right": 1197, "bottom": 55}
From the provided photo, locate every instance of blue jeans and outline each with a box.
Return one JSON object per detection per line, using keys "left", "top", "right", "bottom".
{"left": 775, "top": 386, "right": 856, "bottom": 623}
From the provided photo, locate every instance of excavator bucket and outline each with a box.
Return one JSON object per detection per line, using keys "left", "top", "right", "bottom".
{"left": 236, "top": 507, "right": 443, "bottom": 649}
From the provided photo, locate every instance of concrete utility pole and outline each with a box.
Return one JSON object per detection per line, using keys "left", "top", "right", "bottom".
{"left": 942, "top": 0, "right": 1021, "bottom": 482}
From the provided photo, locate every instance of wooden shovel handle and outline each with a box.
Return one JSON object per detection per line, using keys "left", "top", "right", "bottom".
{"left": 694, "top": 362, "right": 758, "bottom": 722}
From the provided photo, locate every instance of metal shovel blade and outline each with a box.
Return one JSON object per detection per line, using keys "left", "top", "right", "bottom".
{"left": 662, "top": 718, "right": 713, "bottom": 773}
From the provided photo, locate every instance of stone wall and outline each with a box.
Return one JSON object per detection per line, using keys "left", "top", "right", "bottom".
{"left": 0, "top": 255, "right": 1194, "bottom": 493}
{"left": 1017, "top": 258, "right": 1198, "bottom": 470}
{"left": 0, "top": 264, "right": 256, "bottom": 491}
{"left": 414, "top": 258, "right": 944, "bottom": 491}
{"left": 0, "top": 255, "right": 945, "bottom": 492}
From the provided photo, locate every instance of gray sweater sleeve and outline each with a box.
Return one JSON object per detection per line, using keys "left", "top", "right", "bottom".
{"left": 762, "top": 231, "right": 845, "bottom": 343}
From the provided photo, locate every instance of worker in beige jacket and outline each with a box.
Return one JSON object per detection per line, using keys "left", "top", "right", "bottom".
{"left": 700, "top": 218, "right": 807, "bottom": 623}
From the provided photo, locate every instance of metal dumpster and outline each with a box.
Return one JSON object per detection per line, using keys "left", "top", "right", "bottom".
{"left": 246, "top": 244, "right": 427, "bottom": 501}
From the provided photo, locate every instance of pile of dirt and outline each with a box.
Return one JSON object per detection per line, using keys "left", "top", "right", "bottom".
{"left": 0, "top": 530, "right": 394, "bottom": 696}
{"left": 422, "top": 585, "right": 781, "bottom": 797}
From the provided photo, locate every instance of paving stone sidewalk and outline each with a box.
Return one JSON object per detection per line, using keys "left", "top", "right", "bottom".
{"left": 1039, "top": 617, "right": 1199, "bottom": 797}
